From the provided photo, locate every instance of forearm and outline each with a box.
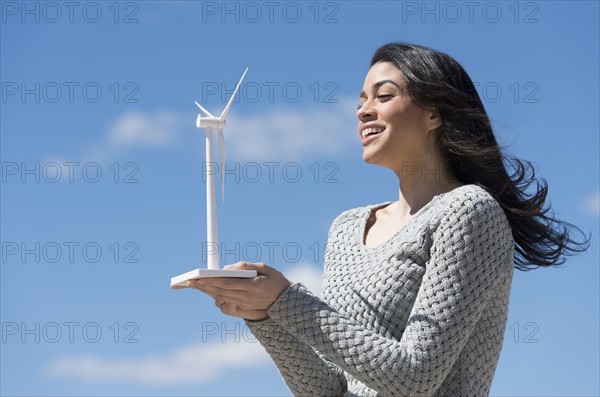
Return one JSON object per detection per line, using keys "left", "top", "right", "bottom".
{"left": 267, "top": 283, "right": 421, "bottom": 395}
{"left": 266, "top": 277, "right": 507, "bottom": 397}
{"left": 246, "top": 313, "right": 346, "bottom": 397}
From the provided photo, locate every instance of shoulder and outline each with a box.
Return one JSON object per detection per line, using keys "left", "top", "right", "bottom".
{"left": 438, "top": 184, "right": 503, "bottom": 215}
{"left": 433, "top": 184, "right": 514, "bottom": 249}
{"left": 329, "top": 201, "right": 392, "bottom": 230}
{"left": 430, "top": 184, "right": 515, "bottom": 276}
{"left": 435, "top": 184, "right": 506, "bottom": 220}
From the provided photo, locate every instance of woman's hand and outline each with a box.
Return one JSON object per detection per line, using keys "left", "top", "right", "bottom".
{"left": 178, "top": 262, "right": 293, "bottom": 320}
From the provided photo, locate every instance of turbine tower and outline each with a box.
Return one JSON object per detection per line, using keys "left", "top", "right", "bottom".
{"left": 195, "top": 67, "right": 247, "bottom": 270}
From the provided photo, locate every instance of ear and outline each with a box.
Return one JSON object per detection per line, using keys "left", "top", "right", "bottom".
{"left": 426, "top": 108, "right": 442, "bottom": 132}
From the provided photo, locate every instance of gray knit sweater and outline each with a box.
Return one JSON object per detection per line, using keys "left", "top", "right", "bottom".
{"left": 247, "top": 184, "right": 514, "bottom": 396}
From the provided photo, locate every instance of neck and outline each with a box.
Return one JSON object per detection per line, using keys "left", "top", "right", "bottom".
{"left": 389, "top": 159, "right": 463, "bottom": 216}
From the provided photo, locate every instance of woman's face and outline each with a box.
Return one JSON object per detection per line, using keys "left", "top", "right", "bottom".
{"left": 357, "top": 62, "right": 441, "bottom": 170}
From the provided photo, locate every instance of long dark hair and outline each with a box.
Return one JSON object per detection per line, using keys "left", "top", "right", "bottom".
{"left": 371, "top": 42, "right": 589, "bottom": 271}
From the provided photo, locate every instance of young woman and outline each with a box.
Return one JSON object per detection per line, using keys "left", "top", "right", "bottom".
{"left": 176, "top": 43, "right": 588, "bottom": 396}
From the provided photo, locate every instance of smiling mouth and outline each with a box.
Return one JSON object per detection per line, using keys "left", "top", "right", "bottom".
{"left": 361, "top": 127, "right": 385, "bottom": 139}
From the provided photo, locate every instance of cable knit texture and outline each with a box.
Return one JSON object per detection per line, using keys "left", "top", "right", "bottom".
{"left": 246, "top": 184, "right": 514, "bottom": 396}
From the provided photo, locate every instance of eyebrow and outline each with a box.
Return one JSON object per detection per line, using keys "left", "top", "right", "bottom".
{"left": 359, "top": 79, "right": 403, "bottom": 98}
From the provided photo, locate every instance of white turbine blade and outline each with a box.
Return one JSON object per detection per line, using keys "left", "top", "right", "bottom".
{"left": 218, "top": 128, "right": 226, "bottom": 202}
{"left": 219, "top": 67, "right": 248, "bottom": 121}
{"left": 195, "top": 101, "right": 215, "bottom": 118}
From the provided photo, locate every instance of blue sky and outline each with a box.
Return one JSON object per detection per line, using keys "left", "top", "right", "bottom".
{"left": 1, "top": 1, "right": 598, "bottom": 396}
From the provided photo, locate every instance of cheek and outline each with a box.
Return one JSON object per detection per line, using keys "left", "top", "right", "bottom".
{"left": 381, "top": 109, "right": 411, "bottom": 131}
{"left": 384, "top": 103, "right": 423, "bottom": 133}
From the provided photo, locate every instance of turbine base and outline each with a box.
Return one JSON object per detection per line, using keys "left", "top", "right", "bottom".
{"left": 170, "top": 268, "right": 257, "bottom": 287}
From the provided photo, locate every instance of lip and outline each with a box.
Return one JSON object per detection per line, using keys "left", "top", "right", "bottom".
{"left": 361, "top": 132, "right": 383, "bottom": 146}
{"left": 359, "top": 123, "right": 386, "bottom": 146}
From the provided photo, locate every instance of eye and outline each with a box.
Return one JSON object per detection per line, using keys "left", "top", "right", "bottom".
{"left": 356, "top": 103, "right": 363, "bottom": 110}
{"left": 377, "top": 94, "right": 394, "bottom": 101}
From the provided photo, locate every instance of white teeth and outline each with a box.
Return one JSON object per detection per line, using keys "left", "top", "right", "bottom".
{"left": 362, "top": 127, "right": 384, "bottom": 138}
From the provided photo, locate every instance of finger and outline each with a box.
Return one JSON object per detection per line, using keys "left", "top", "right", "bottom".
{"left": 193, "top": 284, "right": 258, "bottom": 307}
{"left": 219, "top": 302, "right": 241, "bottom": 317}
{"left": 190, "top": 279, "right": 274, "bottom": 310}
{"left": 190, "top": 286, "right": 254, "bottom": 309}
{"left": 223, "top": 261, "right": 252, "bottom": 271}
{"left": 215, "top": 299, "right": 225, "bottom": 308}
{"left": 225, "top": 262, "right": 270, "bottom": 275}
{"left": 219, "top": 303, "right": 261, "bottom": 318}
{"left": 215, "top": 299, "right": 255, "bottom": 312}
{"left": 195, "top": 277, "right": 252, "bottom": 291}
{"left": 186, "top": 280, "right": 222, "bottom": 300}
{"left": 208, "top": 285, "right": 271, "bottom": 310}
{"left": 170, "top": 280, "right": 195, "bottom": 289}
{"left": 217, "top": 302, "right": 269, "bottom": 320}
{"left": 213, "top": 292, "right": 260, "bottom": 309}
{"left": 188, "top": 279, "right": 237, "bottom": 293}
{"left": 193, "top": 282, "right": 244, "bottom": 297}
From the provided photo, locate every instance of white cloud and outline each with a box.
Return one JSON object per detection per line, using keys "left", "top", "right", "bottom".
{"left": 44, "top": 110, "right": 184, "bottom": 167}
{"left": 286, "top": 262, "right": 324, "bottom": 298}
{"left": 584, "top": 191, "right": 600, "bottom": 215}
{"left": 224, "top": 99, "right": 358, "bottom": 161}
{"left": 47, "top": 98, "right": 359, "bottom": 167}
{"left": 46, "top": 336, "right": 269, "bottom": 385}
{"left": 84, "top": 111, "right": 182, "bottom": 162}
{"left": 45, "top": 263, "right": 324, "bottom": 386}
{"left": 106, "top": 110, "right": 182, "bottom": 150}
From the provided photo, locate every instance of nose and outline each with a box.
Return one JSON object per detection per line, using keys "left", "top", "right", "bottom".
{"left": 356, "top": 99, "right": 376, "bottom": 122}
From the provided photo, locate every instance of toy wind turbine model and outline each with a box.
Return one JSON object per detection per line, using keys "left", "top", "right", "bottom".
{"left": 171, "top": 68, "right": 257, "bottom": 287}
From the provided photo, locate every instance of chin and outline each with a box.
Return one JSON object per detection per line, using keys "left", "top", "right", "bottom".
{"left": 362, "top": 151, "right": 373, "bottom": 163}
{"left": 362, "top": 151, "right": 381, "bottom": 166}
{"left": 362, "top": 149, "right": 395, "bottom": 169}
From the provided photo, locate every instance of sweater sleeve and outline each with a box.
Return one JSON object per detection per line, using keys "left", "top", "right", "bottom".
{"left": 264, "top": 196, "right": 514, "bottom": 396}
{"left": 244, "top": 212, "right": 350, "bottom": 396}
{"left": 245, "top": 315, "right": 347, "bottom": 396}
